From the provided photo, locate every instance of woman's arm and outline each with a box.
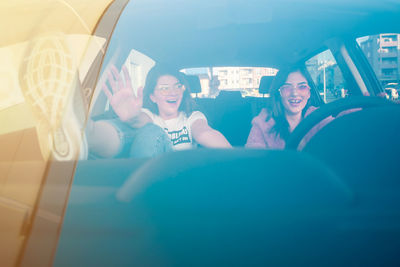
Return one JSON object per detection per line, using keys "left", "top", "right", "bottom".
{"left": 245, "top": 123, "right": 267, "bottom": 149}
{"left": 87, "top": 64, "right": 154, "bottom": 158}
{"left": 245, "top": 109, "right": 269, "bottom": 149}
{"left": 191, "top": 119, "right": 232, "bottom": 148}
{"left": 124, "top": 112, "right": 152, "bottom": 128}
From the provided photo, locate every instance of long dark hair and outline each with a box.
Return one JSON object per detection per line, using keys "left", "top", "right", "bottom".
{"left": 268, "top": 65, "right": 318, "bottom": 141}
{"left": 142, "top": 65, "right": 195, "bottom": 116}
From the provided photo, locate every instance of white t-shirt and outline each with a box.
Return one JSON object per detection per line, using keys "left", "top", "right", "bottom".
{"left": 142, "top": 109, "right": 207, "bottom": 150}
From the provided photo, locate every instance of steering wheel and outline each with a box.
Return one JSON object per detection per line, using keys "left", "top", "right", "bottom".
{"left": 286, "top": 96, "right": 395, "bottom": 150}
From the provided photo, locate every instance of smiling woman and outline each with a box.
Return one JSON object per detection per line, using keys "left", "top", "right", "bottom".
{"left": 246, "top": 66, "right": 318, "bottom": 149}
{"left": 88, "top": 64, "right": 231, "bottom": 158}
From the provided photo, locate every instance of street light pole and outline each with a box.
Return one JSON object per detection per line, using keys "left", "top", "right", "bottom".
{"left": 318, "top": 60, "right": 335, "bottom": 103}
{"left": 323, "top": 64, "right": 326, "bottom": 103}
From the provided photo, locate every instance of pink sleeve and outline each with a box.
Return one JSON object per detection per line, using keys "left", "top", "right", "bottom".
{"left": 246, "top": 123, "right": 267, "bottom": 149}
{"left": 245, "top": 109, "right": 269, "bottom": 148}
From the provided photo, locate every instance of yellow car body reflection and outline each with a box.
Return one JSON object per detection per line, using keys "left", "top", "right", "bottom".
{"left": 0, "top": 1, "right": 128, "bottom": 266}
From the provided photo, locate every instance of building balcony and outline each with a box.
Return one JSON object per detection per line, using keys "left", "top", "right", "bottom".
{"left": 379, "top": 74, "right": 399, "bottom": 81}
{"left": 239, "top": 70, "right": 253, "bottom": 76}
{"left": 380, "top": 52, "right": 398, "bottom": 58}
{"left": 381, "top": 40, "right": 398, "bottom": 47}
{"left": 381, "top": 62, "right": 398, "bottom": 69}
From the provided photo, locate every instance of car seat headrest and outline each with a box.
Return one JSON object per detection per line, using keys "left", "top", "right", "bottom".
{"left": 216, "top": 90, "right": 242, "bottom": 101}
{"left": 259, "top": 75, "right": 275, "bottom": 94}
{"left": 184, "top": 75, "right": 202, "bottom": 94}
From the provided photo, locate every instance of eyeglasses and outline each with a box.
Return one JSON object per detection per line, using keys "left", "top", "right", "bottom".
{"left": 155, "top": 83, "right": 185, "bottom": 95}
{"left": 279, "top": 83, "right": 310, "bottom": 95}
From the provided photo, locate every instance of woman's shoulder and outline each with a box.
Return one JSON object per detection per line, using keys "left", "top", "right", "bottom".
{"left": 187, "top": 110, "right": 205, "bottom": 118}
{"left": 186, "top": 110, "right": 207, "bottom": 124}
{"left": 189, "top": 110, "right": 205, "bottom": 116}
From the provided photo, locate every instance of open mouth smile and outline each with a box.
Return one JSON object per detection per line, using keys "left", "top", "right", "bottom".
{"left": 288, "top": 99, "right": 302, "bottom": 104}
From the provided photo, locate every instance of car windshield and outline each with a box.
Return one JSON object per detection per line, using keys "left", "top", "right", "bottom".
{"left": 3, "top": 0, "right": 400, "bottom": 266}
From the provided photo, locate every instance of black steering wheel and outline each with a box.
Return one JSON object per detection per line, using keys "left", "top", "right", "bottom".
{"left": 286, "top": 96, "right": 395, "bottom": 150}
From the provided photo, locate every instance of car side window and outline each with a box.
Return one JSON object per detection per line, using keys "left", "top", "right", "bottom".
{"left": 305, "top": 49, "right": 348, "bottom": 103}
{"left": 357, "top": 33, "right": 400, "bottom": 102}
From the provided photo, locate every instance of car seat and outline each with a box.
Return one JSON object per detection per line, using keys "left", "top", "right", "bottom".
{"left": 245, "top": 75, "right": 274, "bottom": 120}
{"left": 210, "top": 90, "right": 253, "bottom": 146}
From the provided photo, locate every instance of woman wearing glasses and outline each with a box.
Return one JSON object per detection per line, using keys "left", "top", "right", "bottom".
{"left": 246, "top": 66, "right": 317, "bottom": 149}
{"left": 89, "top": 65, "right": 231, "bottom": 158}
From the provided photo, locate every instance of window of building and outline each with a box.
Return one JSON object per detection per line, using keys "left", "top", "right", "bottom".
{"left": 382, "top": 69, "right": 395, "bottom": 76}
{"left": 381, "top": 46, "right": 397, "bottom": 53}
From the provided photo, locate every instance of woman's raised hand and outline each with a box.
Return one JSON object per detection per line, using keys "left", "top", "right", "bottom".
{"left": 102, "top": 64, "right": 143, "bottom": 122}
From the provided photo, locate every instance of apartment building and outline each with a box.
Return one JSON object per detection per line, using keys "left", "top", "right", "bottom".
{"left": 359, "top": 33, "right": 400, "bottom": 87}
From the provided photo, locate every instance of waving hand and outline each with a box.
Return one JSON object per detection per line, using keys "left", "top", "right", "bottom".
{"left": 102, "top": 64, "right": 143, "bottom": 122}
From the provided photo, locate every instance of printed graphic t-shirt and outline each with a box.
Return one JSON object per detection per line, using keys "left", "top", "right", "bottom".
{"left": 142, "top": 109, "right": 207, "bottom": 150}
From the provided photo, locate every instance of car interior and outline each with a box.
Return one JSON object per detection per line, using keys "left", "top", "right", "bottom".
{"left": 10, "top": 0, "right": 400, "bottom": 266}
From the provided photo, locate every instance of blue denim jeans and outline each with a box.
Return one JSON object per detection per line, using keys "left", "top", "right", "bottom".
{"left": 129, "top": 123, "right": 173, "bottom": 158}
{"left": 90, "top": 119, "right": 173, "bottom": 159}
